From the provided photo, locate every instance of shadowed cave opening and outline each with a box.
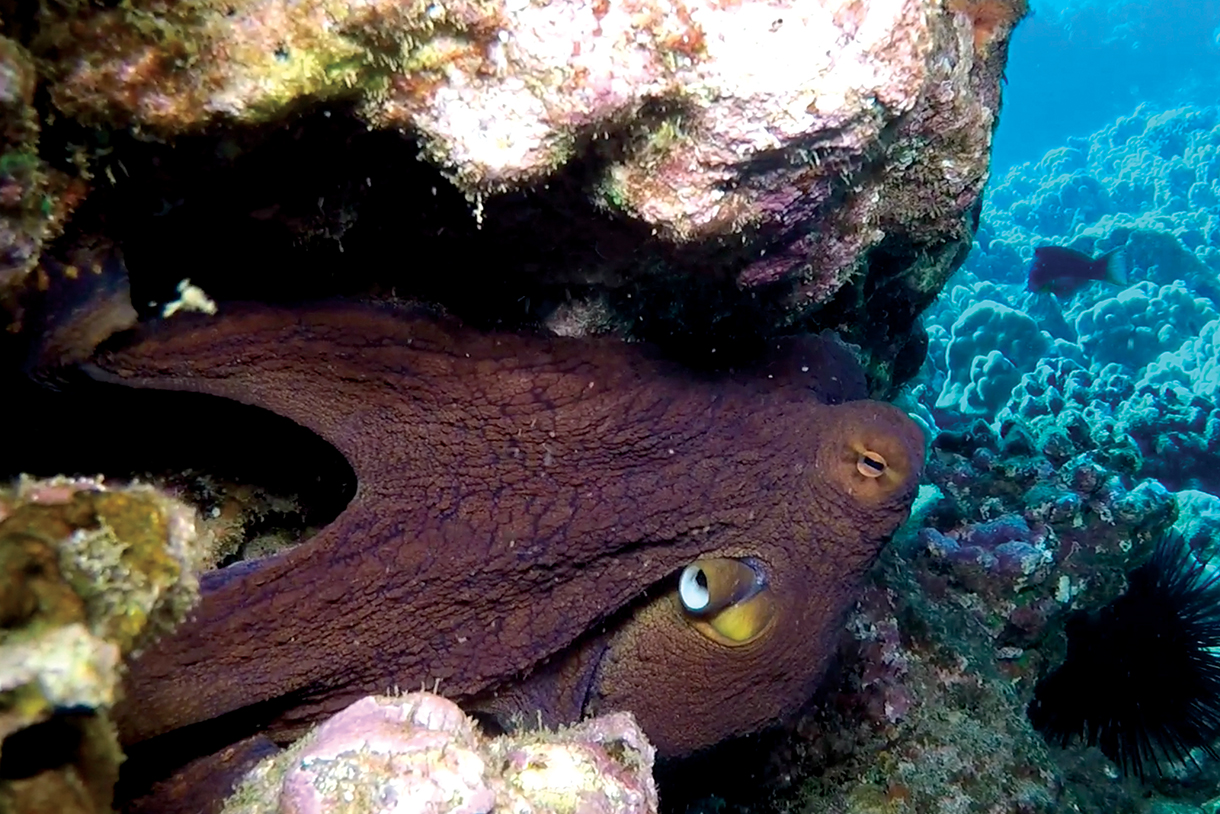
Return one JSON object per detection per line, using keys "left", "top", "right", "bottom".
{"left": 0, "top": 374, "right": 357, "bottom": 561}
{"left": 26, "top": 100, "right": 930, "bottom": 384}
{"left": 40, "top": 101, "right": 793, "bottom": 351}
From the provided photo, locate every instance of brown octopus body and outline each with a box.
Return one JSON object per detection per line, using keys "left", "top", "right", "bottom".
{"left": 90, "top": 302, "right": 923, "bottom": 786}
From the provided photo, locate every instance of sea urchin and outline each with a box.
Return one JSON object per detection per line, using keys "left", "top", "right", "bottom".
{"left": 1029, "top": 531, "right": 1220, "bottom": 777}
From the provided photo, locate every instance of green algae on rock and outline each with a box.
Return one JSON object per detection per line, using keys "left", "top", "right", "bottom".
{"left": 0, "top": 476, "right": 205, "bottom": 814}
{"left": 1, "top": 476, "right": 205, "bottom": 654}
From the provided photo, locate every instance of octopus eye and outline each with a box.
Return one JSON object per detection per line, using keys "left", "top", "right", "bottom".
{"left": 857, "top": 451, "right": 887, "bottom": 477}
{"left": 678, "top": 564, "right": 714, "bottom": 611}
{"left": 677, "top": 558, "right": 776, "bottom": 646}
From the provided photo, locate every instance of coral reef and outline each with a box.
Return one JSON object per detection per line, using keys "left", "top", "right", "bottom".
{"left": 0, "top": 476, "right": 204, "bottom": 814}
{"left": 1174, "top": 489, "right": 1220, "bottom": 557}
{"left": 897, "top": 106, "right": 1220, "bottom": 541}
{"left": 221, "top": 693, "right": 658, "bottom": 814}
{"left": 935, "top": 300, "right": 1051, "bottom": 416}
{"left": 973, "top": 105, "right": 1220, "bottom": 289}
{"left": 1142, "top": 316, "right": 1220, "bottom": 402}
{"left": 1075, "top": 281, "right": 1218, "bottom": 368}
{"left": 909, "top": 104, "right": 1220, "bottom": 439}
{"left": 994, "top": 358, "right": 1142, "bottom": 471}
{"left": 934, "top": 320, "right": 1220, "bottom": 496}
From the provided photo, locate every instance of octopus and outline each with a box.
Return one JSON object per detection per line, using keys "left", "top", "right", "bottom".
{"left": 86, "top": 301, "right": 925, "bottom": 808}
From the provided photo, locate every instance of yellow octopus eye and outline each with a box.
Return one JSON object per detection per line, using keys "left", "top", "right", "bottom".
{"left": 677, "top": 558, "right": 776, "bottom": 646}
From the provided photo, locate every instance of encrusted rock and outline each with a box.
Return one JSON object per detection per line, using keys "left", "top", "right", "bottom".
{"left": 0, "top": 36, "right": 86, "bottom": 328}
{"left": 222, "top": 693, "right": 658, "bottom": 814}
{"left": 34, "top": 0, "right": 1029, "bottom": 386}
{"left": 0, "top": 476, "right": 205, "bottom": 814}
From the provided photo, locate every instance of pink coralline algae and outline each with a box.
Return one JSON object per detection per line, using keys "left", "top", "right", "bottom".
{"left": 222, "top": 693, "right": 658, "bottom": 814}
{"left": 40, "top": 0, "right": 1026, "bottom": 315}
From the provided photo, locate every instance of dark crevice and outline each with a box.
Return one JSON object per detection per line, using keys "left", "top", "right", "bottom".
{"left": 0, "top": 712, "right": 88, "bottom": 779}
{"left": 0, "top": 373, "right": 356, "bottom": 556}
{"left": 115, "top": 691, "right": 307, "bottom": 811}
{"left": 12, "top": 99, "right": 954, "bottom": 384}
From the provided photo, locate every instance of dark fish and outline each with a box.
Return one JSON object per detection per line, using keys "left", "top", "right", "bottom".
{"left": 1026, "top": 246, "right": 1128, "bottom": 297}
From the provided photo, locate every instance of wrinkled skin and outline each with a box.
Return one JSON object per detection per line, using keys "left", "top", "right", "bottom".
{"left": 90, "top": 302, "right": 924, "bottom": 802}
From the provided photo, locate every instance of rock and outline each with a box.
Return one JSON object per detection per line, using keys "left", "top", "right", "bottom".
{"left": 0, "top": 35, "right": 87, "bottom": 329}
{"left": 33, "top": 0, "right": 1029, "bottom": 387}
{"left": 0, "top": 476, "right": 206, "bottom": 814}
{"left": 221, "top": 693, "right": 658, "bottom": 814}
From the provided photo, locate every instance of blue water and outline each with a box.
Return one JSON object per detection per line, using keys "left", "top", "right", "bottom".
{"left": 910, "top": 0, "right": 1220, "bottom": 463}
{"left": 992, "top": 0, "right": 1220, "bottom": 174}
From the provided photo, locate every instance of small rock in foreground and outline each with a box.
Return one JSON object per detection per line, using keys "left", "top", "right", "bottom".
{"left": 223, "top": 693, "right": 658, "bottom": 814}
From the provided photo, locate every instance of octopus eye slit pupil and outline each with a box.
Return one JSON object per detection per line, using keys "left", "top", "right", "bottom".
{"left": 695, "top": 570, "right": 709, "bottom": 589}
{"left": 856, "top": 451, "right": 887, "bottom": 478}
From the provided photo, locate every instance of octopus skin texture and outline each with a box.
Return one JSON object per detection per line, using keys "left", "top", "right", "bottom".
{"left": 87, "top": 301, "right": 924, "bottom": 784}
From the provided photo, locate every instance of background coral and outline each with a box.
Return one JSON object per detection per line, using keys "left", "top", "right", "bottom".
{"left": 1075, "top": 282, "right": 1217, "bottom": 368}
{"left": 935, "top": 300, "right": 1051, "bottom": 416}
{"left": 904, "top": 105, "right": 1220, "bottom": 498}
